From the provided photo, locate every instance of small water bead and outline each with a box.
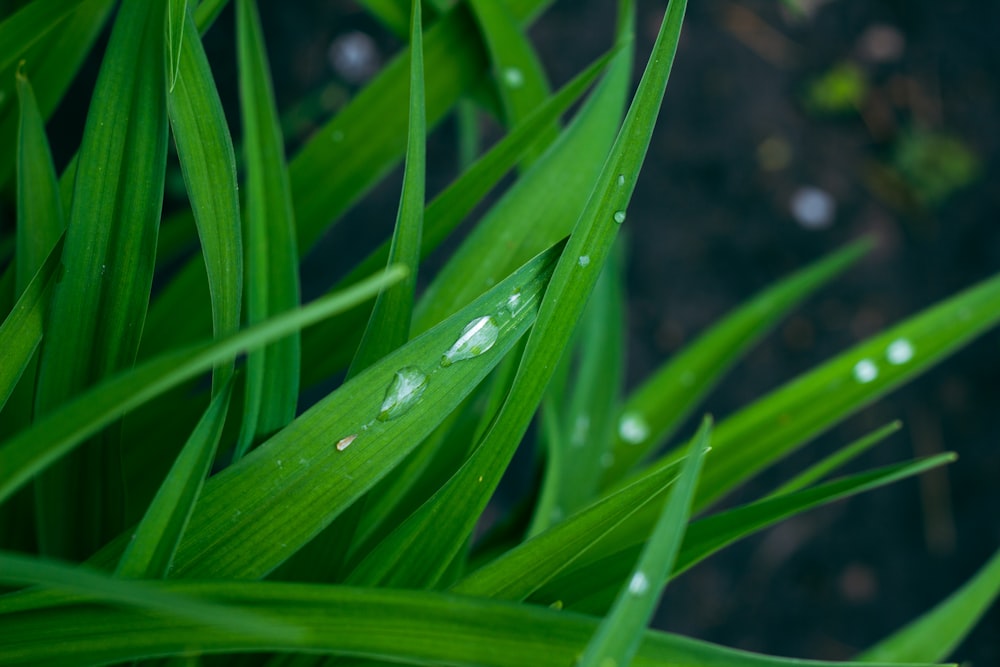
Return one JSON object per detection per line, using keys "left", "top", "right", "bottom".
{"left": 613, "top": 210, "right": 626, "bottom": 224}
{"left": 336, "top": 433, "right": 358, "bottom": 451}
{"left": 578, "top": 255, "right": 591, "bottom": 267}
{"left": 886, "top": 338, "right": 914, "bottom": 365}
{"left": 441, "top": 316, "right": 499, "bottom": 367}
{"left": 628, "top": 571, "right": 650, "bottom": 595}
{"left": 617, "top": 174, "right": 626, "bottom": 187}
{"left": 505, "top": 289, "right": 523, "bottom": 315}
{"left": 852, "top": 359, "right": 878, "bottom": 384}
{"left": 502, "top": 67, "right": 524, "bottom": 88}
{"left": 618, "top": 412, "right": 650, "bottom": 444}
{"left": 377, "top": 367, "right": 428, "bottom": 421}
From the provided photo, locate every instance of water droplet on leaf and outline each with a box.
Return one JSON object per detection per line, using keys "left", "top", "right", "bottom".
{"left": 441, "top": 316, "right": 499, "bottom": 366}
{"left": 578, "top": 255, "right": 590, "bottom": 267}
{"left": 613, "top": 210, "right": 626, "bottom": 224}
{"left": 886, "top": 338, "right": 914, "bottom": 365}
{"left": 502, "top": 67, "right": 524, "bottom": 88}
{"left": 336, "top": 434, "right": 358, "bottom": 451}
{"left": 378, "top": 367, "right": 428, "bottom": 421}
{"left": 618, "top": 413, "right": 650, "bottom": 444}
{"left": 853, "top": 359, "right": 878, "bottom": 383}
{"left": 628, "top": 571, "right": 650, "bottom": 595}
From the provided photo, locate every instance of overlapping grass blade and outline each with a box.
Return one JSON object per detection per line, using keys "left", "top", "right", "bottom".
{"left": 347, "top": 0, "right": 425, "bottom": 378}
{"left": 167, "top": 0, "right": 189, "bottom": 92}
{"left": 234, "top": 0, "right": 302, "bottom": 458}
{"left": 80, "top": 245, "right": 560, "bottom": 581}
{"left": 468, "top": 0, "right": 555, "bottom": 166}
{"left": 0, "top": 0, "right": 115, "bottom": 186}
{"left": 32, "top": 0, "right": 170, "bottom": 559}
{"left": 115, "top": 381, "right": 234, "bottom": 579}
{"left": 346, "top": 0, "right": 684, "bottom": 591}
{"left": 0, "top": 581, "right": 948, "bottom": 667}
{"left": 0, "top": 267, "right": 406, "bottom": 506}
{"left": 166, "top": 2, "right": 243, "bottom": 393}
{"left": 578, "top": 417, "right": 711, "bottom": 667}
{"left": 0, "top": 552, "right": 298, "bottom": 642}
{"left": 532, "top": 454, "right": 955, "bottom": 613}
{"left": 602, "top": 239, "right": 872, "bottom": 485}
{"left": 859, "top": 547, "right": 1000, "bottom": 663}
{"left": 298, "top": 49, "right": 613, "bottom": 385}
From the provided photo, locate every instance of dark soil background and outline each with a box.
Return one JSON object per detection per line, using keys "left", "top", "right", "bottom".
{"left": 32, "top": 0, "right": 1000, "bottom": 663}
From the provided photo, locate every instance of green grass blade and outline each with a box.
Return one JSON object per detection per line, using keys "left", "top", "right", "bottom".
{"left": 767, "top": 420, "right": 902, "bottom": 497}
{"left": 686, "top": 268, "right": 1000, "bottom": 510}
{"left": 0, "top": 0, "right": 115, "bottom": 187}
{"left": 355, "top": 0, "right": 412, "bottom": 36}
{"left": 0, "top": 0, "right": 82, "bottom": 74}
{"left": 347, "top": 0, "right": 684, "bottom": 591}
{"left": 0, "top": 266, "right": 406, "bottom": 507}
{"left": 533, "top": 454, "right": 955, "bottom": 614}
{"left": 167, "top": 0, "right": 188, "bottom": 92}
{"left": 193, "top": 0, "right": 230, "bottom": 33}
{"left": 603, "top": 239, "right": 872, "bottom": 485}
{"left": 32, "top": 0, "right": 170, "bottom": 559}
{"left": 233, "top": 0, "right": 302, "bottom": 458}
{"left": 577, "top": 417, "right": 711, "bottom": 667}
{"left": 0, "top": 238, "right": 62, "bottom": 414}
{"left": 0, "top": 551, "right": 299, "bottom": 642}
{"left": 166, "top": 2, "right": 243, "bottom": 394}
{"left": 468, "top": 0, "right": 555, "bottom": 166}
{"left": 298, "top": 48, "right": 613, "bottom": 385}
{"left": 115, "top": 380, "right": 234, "bottom": 579}
{"left": 859, "top": 547, "right": 1000, "bottom": 663}
{"left": 347, "top": 0, "right": 425, "bottom": 378}
{"left": 0, "top": 581, "right": 948, "bottom": 667}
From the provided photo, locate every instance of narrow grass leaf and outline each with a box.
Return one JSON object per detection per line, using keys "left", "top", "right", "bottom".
{"left": 859, "top": 547, "right": 1000, "bottom": 663}
{"left": 115, "top": 380, "right": 234, "bottom": 579}
{"left": 166, "top": 3, "right": 243, "bottom": 394}
{"left": 0, "top": 581, "right": 946, "bottom": 667}
{"left": 167, "top": 0, "right": 188, "bottom": 92}
{"left": 767, "top": 420, "right": 902, "bottom": 497}
{"left": 298, "top": 49, "right": 613, "bottom": 385}
{"left": 468, "top": 0, "right": 556, "bottom": 166}
{"left": 234, "top": 0, "right": 302, "bottom": 458}
{"left": 577, "top": 417, "right": 711, "bottom": 667}
{"left": 0, "top": 239, "right": 63, "bottom": 413}
{"left": 347, "top": 0, "right": 684, "bottom": 591}
{"left": 0, "top": 266, "right": 406, "bottom": 506}
{"left": 193, "top": 0, "right": 231, "bottom": 33}
{"left": 347, "top": 0, "right": 425, "bottom": 378}
{"left": 0, "top": 0, "right": 83, "bottom": 74}
{"left": 32, "top": 0, "right": 169, "bottom": 559}
{"left": 603, "top": 239, "right": 872, "bottom": 485}
{"left": 534, "top": 454, "right": 955, "bottom": 614}
{"left": 0, "top": 551, "right": 299, "bottom": 642}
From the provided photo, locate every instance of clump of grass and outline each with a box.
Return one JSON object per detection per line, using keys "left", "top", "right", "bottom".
{"left": 0, "top": 1, "right": 997, "bottom": 666}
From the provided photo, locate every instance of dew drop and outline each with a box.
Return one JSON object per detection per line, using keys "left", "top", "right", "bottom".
{"left": 377, "top": 367, "right": 428, "bottom": 421}
{"left": 336, "top": 433, "right": 358, "bottom": 451}
{"left": 852, "top": 359, "right": 878, "bottom": 384}
{"left": 441, "top": 316, "right": 499, "bottom": 367}
{"left": 502, "top": 66, "right": 524, "bottom": 88}
{"left": 571, "top": 415, "right": 590, "bottom": 447}
{"left": 613, "top": 210, "right": 626, "bottom": 224}
{"left": 886, "top": 338, "right": 914, "bottom": 365}
{"left": 549, "top": 600, "right": 564, "bottom": 611}
{"left": 617, "top": 174, "right": 626, "bottom": 187}
{"left": 505, "top": 289, "right": 523, "bottom": 314}
{"left": 578, "top": 255, "right": 591, "bottom": 267}
{"left": 628, "top": 571, "right": 650, "bottom": 595}
{"left": 618, "top": 412, "right": 649, "bottom": 444}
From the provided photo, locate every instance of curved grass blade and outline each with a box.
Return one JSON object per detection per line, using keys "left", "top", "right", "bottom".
{"left": 0, "top": 266, "right": 406, "bottom": 506}
{"left": 602, "top": 239, "right": 872, "bottom": 486}
{"left": 468, "top": 0, "right": 555, "bottom": 166}
{"left": 233, "top": 0, "right": 302, "bottom": 459}
{"left": 32, "top": 0, "right": 170, "bottom": 559}
{"left": 347, "top": 0, "right": 425, "bottom": 378}
{"left": 533, "top": 454, "right": 955, "bottom": 614}
{"left": 115, "top": 380, "right": 234, "bottom": 579}
{"left": 0, "top": 238, "right": 63, "bottom": 414}
{"left": 298, "top": 48, "right": 613, "bottom": 386}
{"left": 167, "top": 0, "right": 188, "bottom": 92}
{"left": 859, "top": 547, "right": 1000, "bottom": 663}
{"left": 0, "top": 581, "right": 947, "bottom": 667}
{"left": 578, "top": 417, "right": 711, "bottom": 667}
{"left": 166, "top": 2, "right": 243, "bottom": 394}
{"left": 0, "top": 551, "right": 299, "bottom": 642}
{"left": 0, "top": 0, "right": 82, "bottom": 74}
{"left": 193, "top": 0, "right": 231, "bottom": 32}
{"left": 347, "top": 0, "right": 685, "bottom": 592}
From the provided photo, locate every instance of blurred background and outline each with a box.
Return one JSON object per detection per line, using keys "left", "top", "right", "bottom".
{"left": 41, "top": 0, "right": 1000, "bottom": 663}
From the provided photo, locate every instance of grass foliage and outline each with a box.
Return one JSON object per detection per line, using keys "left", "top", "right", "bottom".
{"left": 0, "top": 1, "right": 997, "bottom": 665}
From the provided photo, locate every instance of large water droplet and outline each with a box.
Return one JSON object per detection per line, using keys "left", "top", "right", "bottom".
{"left": 618, "top": 412, "right": 650, "bottom": 444}
{"left": 377, "top": 367, "right": 428, "bottom": 421}
{"left": 886, "top": 338, "right": 914, "bottom": 365}
{"left": 502, "top": 67, "right": 524, "bottom": 88}
{"left": 852, "top": 359, "right": 878, "bottom": 384}
{"left": 628, "top": 571, "right": 650, "bottom": 595}
{"left": 441, "top": 316, "right": 499, "bottom": 367}
{"left": 578, "top": 255, "right": 591, "bottom": 268}
{"left": 613, "top": 210, "right": 626, "bottom": 224}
